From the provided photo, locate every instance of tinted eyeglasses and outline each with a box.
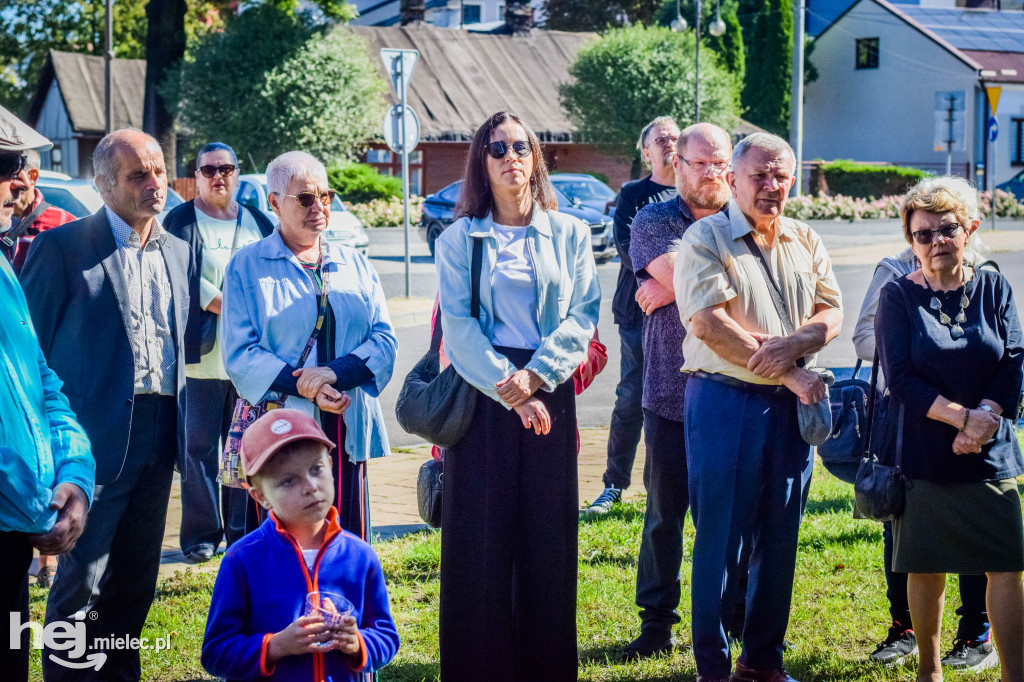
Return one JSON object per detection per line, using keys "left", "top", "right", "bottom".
{"left": 486, "top": 140, "right": 532, "bottom": 160}
{"left": 0, "top": 154, "right": 26, "bottom": 181}
{"left": 283, "top": 189, "right": 336, "bottom": 208}
{"left": 911, "top": 223, "right": 961, "bottom": 245}
{"left": 198, "top": 164, "right": 237, "bottom": 179}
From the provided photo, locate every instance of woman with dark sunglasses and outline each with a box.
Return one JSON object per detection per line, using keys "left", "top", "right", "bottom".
{"left": 221, "top": 150, "right": 397, "bottom": 543}
{"left": 163, "top": 142, "right": 276, "bottom": 561}
{"left": 433, "top": 110, "right": 601, "bottom": 680}
{"left": 875, "top": 177, "right": 1024, "bottom": 682}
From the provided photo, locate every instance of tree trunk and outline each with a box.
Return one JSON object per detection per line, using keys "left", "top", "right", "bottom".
{"left": 143, "top": 0, "right": 187, "bottom": 180}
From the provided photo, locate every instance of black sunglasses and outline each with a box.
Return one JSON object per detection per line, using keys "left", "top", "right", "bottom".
{"left": 283, "top": 189, "right": 337, "bottom": 208}
{"left": 0, "top": 154, "right": 26, "bottom": 181}
{"left": 198, "top": 164, "right": 237, "bottom": 179}
{"left": 486, "top": 140, "right": 532, "bottom": 160}
{"left": 911, "top": 223, "right": 961, "bottom": 245}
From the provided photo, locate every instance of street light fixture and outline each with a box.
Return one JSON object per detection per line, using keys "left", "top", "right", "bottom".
{"left": 709, "top": 0, "right": 726, "bottom": 37}
{"left": 672, "top": 0, "right": 727, "bottom": 123}
{"left": 671, "top": 0, "right": 688, "bottom": 32}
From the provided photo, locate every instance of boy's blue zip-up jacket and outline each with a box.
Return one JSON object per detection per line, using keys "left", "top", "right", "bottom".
{"left": 202, "top": 508, "right": 399, "bottom": 681}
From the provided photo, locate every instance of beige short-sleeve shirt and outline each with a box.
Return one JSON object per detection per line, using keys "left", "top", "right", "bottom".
{"left": 674, "top": 198, "right": 842, "bottom": 385}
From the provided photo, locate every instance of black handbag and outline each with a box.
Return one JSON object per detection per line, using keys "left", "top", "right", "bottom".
{"left": 819, "top": 358, "right": 873, "bottom": 484}
{"left": 417, "top": 457, "right": 443, "bottom": 528}
{"left": 854, "top": 392, "right": 906, "bottom": 522}
{"left": 395, "top": 238, "right": 482, "bottom": 448}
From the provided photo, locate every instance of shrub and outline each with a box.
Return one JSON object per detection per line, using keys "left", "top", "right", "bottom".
{"left": 812, "top": 159, "right": 929, "bottom": 199}
{"left": 784, "top": 191, "right": 1024, "bottom": 221}
{"left": 328, "top": 163, "right": 403, "bottom": 203}
{"left": 348, "top": 195, "right": 424, "bottom": 228}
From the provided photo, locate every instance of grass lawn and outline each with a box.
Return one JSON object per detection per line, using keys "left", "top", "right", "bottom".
{"left": 27, "top": 460, "right": 1008, "bottom": 681}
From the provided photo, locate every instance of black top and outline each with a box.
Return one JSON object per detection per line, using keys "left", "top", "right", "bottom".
{"left": 611, "top": 176, "right": 676, "bottom": 328}
{"left": 875, "top": 270, "right": 1024, "bottom": 482}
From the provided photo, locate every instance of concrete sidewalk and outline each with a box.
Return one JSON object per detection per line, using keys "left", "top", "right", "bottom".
{"left": 29, "top": 426, "right": 636, "bottom": 581}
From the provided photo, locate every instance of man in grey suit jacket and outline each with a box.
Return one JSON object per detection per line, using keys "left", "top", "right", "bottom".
{"left": 21, "top": 128, "right": 191, "bottom": 681}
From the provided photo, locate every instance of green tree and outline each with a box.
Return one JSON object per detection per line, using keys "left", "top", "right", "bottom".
{"left": 542, "top": 0, "right": 663, "bottom": 31}
{"left": 560, "top": 24, "right": 739, "bottom": 166}
{"left": 741, "top": 0, "right": 792, "bottom": 135}
{"left": 172, "top": 5, "right": 386, "bottom": 169}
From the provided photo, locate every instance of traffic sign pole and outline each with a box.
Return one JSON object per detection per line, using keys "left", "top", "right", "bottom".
{"left": 399, "top": 58, "right": 411, "bottom": 298}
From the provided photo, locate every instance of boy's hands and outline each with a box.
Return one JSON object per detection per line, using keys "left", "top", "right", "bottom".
{"left": 267, "top": 615, "right": 331, "bottom": 663}
{"left": 326, "top": 614, "right": 361, "bottom": 655}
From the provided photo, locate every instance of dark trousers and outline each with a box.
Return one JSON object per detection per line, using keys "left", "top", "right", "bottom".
{"left": 44, "top": 395, "right": 177, "bottom": 682}
{"left": 636, "top": 410, "right": 690, "bottom": 632}
{"left": 1, "top": 531, "right": 34, "bottom": 682}
{"left": 439, "top": 348, "right": 578, "bottom": 682}
{"left": 686, "top": 376, "right": 813, "bottom": 678}
{"left": 882, "top": 521, "right": 990, "bottom": 641}
{"left": 320, "top": 409, "right": 371, "bottom": 541}
{"left": 180, "top": 378, "right": 252, "bottom": 553}
{"left": 603, "top": 323, "right": 644, "bottom": 489}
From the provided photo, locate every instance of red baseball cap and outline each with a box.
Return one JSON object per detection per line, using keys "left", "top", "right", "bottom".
{"left": 240, "top": 409, "right": 335, "bottom": 479}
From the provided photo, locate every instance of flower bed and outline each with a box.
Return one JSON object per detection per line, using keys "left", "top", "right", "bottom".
{"left": 348, "top": 195, "right": 424, "bottom": 228}
{"left": 784, "top": 190, "right": 1024, "bottom": 221}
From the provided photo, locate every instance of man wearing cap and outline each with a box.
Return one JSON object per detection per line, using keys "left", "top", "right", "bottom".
{"left": 21, "top": 127, "right": 191, "bottom": 681}
{"left": 0, "top": 105, "right": 94, "bottom": 682}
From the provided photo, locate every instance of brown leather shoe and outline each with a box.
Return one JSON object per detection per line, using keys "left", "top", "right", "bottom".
{"left": 730, "top": 661, "right": 799, "bottom": 682}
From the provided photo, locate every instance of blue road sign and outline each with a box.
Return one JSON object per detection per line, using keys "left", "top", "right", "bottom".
{"left": 988, "top": 116, "right": 999, "bottom": 142}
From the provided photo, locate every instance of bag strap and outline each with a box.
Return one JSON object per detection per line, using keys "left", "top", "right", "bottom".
{"left": 431, "top": 236, "right": 483, "bottom": 353}
{"left": 863, "top": 349, "right": 880, "bottom": 453}
{"left": 296, "top": 267, "right": 331, "bottom": 367}
{"left": 895, "top": 403, "right": 905, "bottom": 474}
{"left": 741, "top": 231, "right": 806, "bottom": 367}
{"left": 1, "top": 200, "right": 48, "bottom": 249}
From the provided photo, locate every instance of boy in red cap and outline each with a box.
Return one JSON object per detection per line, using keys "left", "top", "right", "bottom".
{"left": 201, "top": 408, "right": 399, "bottom": 680}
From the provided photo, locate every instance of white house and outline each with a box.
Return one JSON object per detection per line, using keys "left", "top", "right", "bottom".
{"left": 803, "top": 0, "right": 1024, "bottom": 191}
{"left": 351, "top": 0, "right": 544, "bottom": 28}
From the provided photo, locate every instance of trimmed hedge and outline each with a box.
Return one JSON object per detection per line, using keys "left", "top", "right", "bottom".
{"left": 812, "top": 159, "right": 929, "bottom": 199}
{"left": 327, "top": 163, "right": 402, "bottom": 203}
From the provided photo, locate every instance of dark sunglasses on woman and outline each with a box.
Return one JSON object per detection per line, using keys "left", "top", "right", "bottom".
{"left": 0, "top": 154, "right": 26, "bottom": 181}
{"left": 486, "top": 140, "right": 532, "bottom": 160}
{"left": 198, "top": 164, "right": 237, "bottom": 179}
{"left": 284, "top": 189, "right": 337, "bottom": 208}
{"left": 911, "top": 223, "right": 961, "bottom": 245}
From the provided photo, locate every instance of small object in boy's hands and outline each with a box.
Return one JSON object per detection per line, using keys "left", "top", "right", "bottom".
{"left": 303, "top": 591, "right": 354, "bottom": 649}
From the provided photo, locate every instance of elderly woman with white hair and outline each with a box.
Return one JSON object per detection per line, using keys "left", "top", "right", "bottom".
{"left": 222, "top": 151, "right": 397, "bottom": 541}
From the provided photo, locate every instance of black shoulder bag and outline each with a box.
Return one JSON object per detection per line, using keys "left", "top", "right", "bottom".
{"left": 818, "top": 358, "right": 874, "bottom": 484}
{"left": 853, "top": 366, "right": 906, "bottom": 522}
{"left": 741, "top": 232, "right": 834, "bottom": 445}
{"left": 396, "top": 237, "right": 483, "bottom": 448}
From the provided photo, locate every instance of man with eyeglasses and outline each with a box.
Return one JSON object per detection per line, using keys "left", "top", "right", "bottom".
{"left": 621, "top": 122, "right": 734, "bottom": 660}
{"left": 2, "top": 149, "right": 76, "bottom": 275}
{"left": 0, "top": 105, "right": 94, "bottom": 682}
{"left": 21, "top": 128, "right": 193, "bottom": 681}
{"left": 164, "top": 142, "right": 276, "bottom": 563}
{"left": 586, "top": 115, "right": 680, "bottom": 516}
{"left": 675, "top": 133, "right": 842, "bottom": 682}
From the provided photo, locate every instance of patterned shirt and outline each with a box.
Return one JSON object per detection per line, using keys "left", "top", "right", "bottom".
{"left": 106, "top": 206, "right": 176, "bottom": 395}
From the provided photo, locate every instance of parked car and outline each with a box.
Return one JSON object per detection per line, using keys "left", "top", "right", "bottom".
{"left": 419, "top": 180, "right": 617, "bottom": 262}
{"left": 158, "top": 187, "right": 185, "bottom": 225}
{"left": 997, "top": 169, "right": 1024, "bottom": 200}
{"left": 549, "top": 173, "right": 617, "bottom": 215}
{"left": 235, "top": 173, "right": 369, "bottom": 255}
{"left": 35, "top": 170, "right": 103, "bottom": 218}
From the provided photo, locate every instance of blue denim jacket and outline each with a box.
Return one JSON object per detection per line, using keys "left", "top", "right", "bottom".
{"left": 222, "top": 230, "right": 397, "bottom": 462}
{"left": 436, "top": 207, "right": 601, "bottom": 404}
{"left": 0, "top": 257, "right": 93, "bottom": 533}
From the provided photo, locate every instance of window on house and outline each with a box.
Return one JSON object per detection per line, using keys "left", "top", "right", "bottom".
{"left": 498, "top": 4, "right": 505, "bottom": 21}
{"left": 856, "top": 38, "right": 879, "bottom": 69}
{"left": 1013, "top": 118, "right": 1024, "bottom": 166}
{"left": 463, "top": 4, "right": 481, "bottom": 24}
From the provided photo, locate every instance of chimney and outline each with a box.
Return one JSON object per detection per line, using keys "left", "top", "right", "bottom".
{"left": 400, "top": 0, "right": 426, "bottom": 25}
{"left": 504, "top": 0, "right": 533, "bottom": 33}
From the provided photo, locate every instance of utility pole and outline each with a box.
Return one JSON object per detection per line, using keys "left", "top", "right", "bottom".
{"left": 790, "top": 0, "right": 805, "bottom": 196}
{"left": 695, "top": 0, "right": 702, "bottom": 123}
{"left": 946, "top": 94, "right": 955, "bottom": 175}
{"left": 105, "top": 0, "right": 113, "bottom": 134}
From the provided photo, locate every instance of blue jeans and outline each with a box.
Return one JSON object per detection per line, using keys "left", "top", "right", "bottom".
{"left": 686, "top": 376, "right": 813, "bottom": 678}
{"left": 180, "top": 378, "right": 252, "bottom": 555}
{"left": 604, "top": 323, "right": 644, "bottom": 489}
{"left": 882, "top": 521, "right": 990, "bottom": 641}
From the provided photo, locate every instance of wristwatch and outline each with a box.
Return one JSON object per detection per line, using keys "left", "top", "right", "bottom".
{"left": 977, "top": 404, "right": 995, "bottom": 414}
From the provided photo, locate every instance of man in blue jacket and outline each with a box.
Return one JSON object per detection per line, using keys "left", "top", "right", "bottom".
{"left": 0, "top": 106, "right": 94, "bottom": 682}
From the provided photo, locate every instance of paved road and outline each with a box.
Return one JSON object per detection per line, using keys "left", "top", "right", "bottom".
{"left": 368, "top": 221, "right": 1024, "bottom": 446}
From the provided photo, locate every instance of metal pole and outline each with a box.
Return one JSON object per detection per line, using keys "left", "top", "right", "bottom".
{"left": 791, "top": 0, "right": 805, "bottom": 197}
{"left": 695, "top": 0, "right": 701, "bottom": 124}
{"left": 105, "top": 0, "right": 113, "bottom": 134}
{"left": 399, "top": 58, "right": 411, "bottom": 298}
{"left": 946, "top": 95, "right": 954, "bottom": 175}
{"left": 991, "top": 128, "right": 997, "bottom": 231}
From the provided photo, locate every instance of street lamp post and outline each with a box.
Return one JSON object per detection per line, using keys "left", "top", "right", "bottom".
{"left": 673, "top": 0, "right": 726, "bottom": 124}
